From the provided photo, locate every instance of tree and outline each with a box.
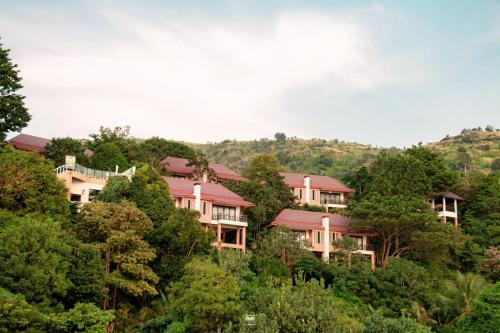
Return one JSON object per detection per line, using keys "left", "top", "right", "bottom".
{"left": 45, "top": 137, "right": 86, "bottom": 166}
{"left": 0, "top": 213, "right": 72, "bottom": 306}
{"left": 168, "top": 257, "right": 241, "bottom": 333}
{"left": 349, "top": 195, "right": 436, "bottom": 267}
{"left": 437, "top": 271, "right": 487, "bottom": 323}
{"left": 0, "top": 146, "right": 69, "bottom": 217}
{"left": 363, "top": 312, "right": 431, "bottom": 333}
{"left": 491, "top": 158, "right": 500, "bottom": 171}
{"left": 46, "top": 303, "right": 115, "bottom": 333}
{"left": 0, "top": 41, "right": 31, "bottom": 142}
{"left": 75, "top": 201, "right": 159, "bottom": 310}
{"left": 226, "top": 154, "right": 295, "bottom": 239}
{"left": 186, "top": 150, "right": 216, "bottom": 182}
{"left": 0, "top": 287, "right": 44, "bottom": 331}
{"left": 96, "top": 175, "right": 130, "bottom": 203}
{"left": 457, "top": 282, "right": 500, "bottom": 333}
{"left": 274, "top": 132, "right": 286, "bottom": 143}
{"left": 139, "top": 137, "right": 196, "bottom": 168}
{"left": 90, "top": 142, "right": 128, "bottom": 172}
{"left": 154, "top": 209, "right": 213, "bottom": 285}
{"left": 252, "top": 228, "right": 310, "bottom": 278}
{"left": 244, "top": 279, "right": 363, "bottom": 333}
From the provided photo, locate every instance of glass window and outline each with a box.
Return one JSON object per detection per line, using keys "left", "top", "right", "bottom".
{"left": 88, "top": 189, "right": 100, "bottom": 202}
{"left": 213, "top": 205, "right": 236, "bottom": 219}
{"left": 313, "top": 230, "right": 324, "bottom": 244}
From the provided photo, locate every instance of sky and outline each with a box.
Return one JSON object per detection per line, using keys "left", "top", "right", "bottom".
{"left": 1, "top": 0, "right": 499, "bottom": 147}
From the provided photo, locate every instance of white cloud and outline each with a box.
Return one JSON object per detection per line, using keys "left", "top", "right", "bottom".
{"left": 1, "top": 3, "right": 401, "bottom": 142}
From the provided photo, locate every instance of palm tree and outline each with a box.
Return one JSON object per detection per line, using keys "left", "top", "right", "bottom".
{"left": 401, "top": 301, "right": 438, "bottom": 326}
{"left": 437, "top": 271, "right": 487, "bottom": 323}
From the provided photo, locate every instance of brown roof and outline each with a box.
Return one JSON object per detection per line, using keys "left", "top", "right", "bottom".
{"left": 8, "top": 133, "right": 51, "bottom": 153}
{"left": 270, "top": 209, "right": 372, "bottom": 235}
{"left": 439, "top": 192, "right": 465, "bottom": 201}
{"left": 163, "top": 176, "right": 254, "bottom": 207}
{"left": 160, "top": 156, "right": 246, "bottom": 182}
{"left": 279, "top": 172, "right": 353, "bottom": 192}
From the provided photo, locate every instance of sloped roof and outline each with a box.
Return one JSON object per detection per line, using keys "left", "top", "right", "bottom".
{"left": 279, "top": 172, "right": 353, "bottom": 192}
{"left": 439, "top": 192, "right": 465, "bottom": 201}
{"left": 163, "top": 176, "right": 254, "bottom": 207}
{"left": 270, "top": 209, "right": 372, "bottom": 235}
{"left": 8, "top": 133, "right": 51, "bottom": 153}
{"left": 160, "top": 156, "right": 246, "bottom": 182}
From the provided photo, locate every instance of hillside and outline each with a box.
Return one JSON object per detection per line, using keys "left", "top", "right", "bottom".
{"left": 192, "top": 130, "right": 499, "bottom": 179}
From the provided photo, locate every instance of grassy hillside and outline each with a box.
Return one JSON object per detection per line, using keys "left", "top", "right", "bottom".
{"left": 191, "top": 130, "right": 499, "bottom": 178}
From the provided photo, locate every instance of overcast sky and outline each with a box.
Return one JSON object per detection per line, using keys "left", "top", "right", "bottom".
{"left": 1, "top": 0, "right": 499, "bottom": 147}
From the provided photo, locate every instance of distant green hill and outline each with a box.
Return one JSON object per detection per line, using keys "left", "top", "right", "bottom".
{"left": 191, "top": 130, "right": 499, "bottom": 179}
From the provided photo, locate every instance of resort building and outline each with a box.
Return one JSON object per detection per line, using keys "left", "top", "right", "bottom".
{"left": 430, "top": 192, "right": 464, "bottom": 228}
{"left": 269, "top": 209, "right": 376, "bottom": 268}
{"left": 8, "top": 133, "right": 51, "bottom": 153}
{"left": 160, "top": 156, "right": 247, "bottom": 182}
{"left": 164, "top": 176, "right": 254, "bottom": 252}
{"left": 280, "top": 172, "right": 353, "bottom": 208}
{"left": 55, "top": 162, "right": 136, "bottom": 203}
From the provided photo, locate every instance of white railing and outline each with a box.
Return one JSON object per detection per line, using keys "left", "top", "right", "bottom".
{"left": 54, "top": 164, "right": 136, "bottom": 180}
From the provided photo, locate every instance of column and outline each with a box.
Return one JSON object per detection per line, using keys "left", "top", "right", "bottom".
{"left": 242, "top": 226, "right": 246, "bottom": 253}
{"left": 442, "top": 197, "right": 446, "bottom": 223}
{"left": 321, "top": 216, "right": 330, "bottom": 262}
{"left": 217, "top": 222, "right": 222, "bottom": 248}
{"left": 304, "top": 176, "right": 311, "bottom": 204}
{"left": 236, "top": 228, "right": 240, "bottom": 245}
{"left": 454, "top": 199, "right": 458, "bottom": 229}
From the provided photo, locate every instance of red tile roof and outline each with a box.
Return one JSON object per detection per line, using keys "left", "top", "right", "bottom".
{"left": 160, "top": 156, "right": 246, "bottom": 182}
{"left": 163, "top": 176, "right": 254, "bottom": 207}
{"left": 279, "top": 172, "right": 353, "bottom": 192}
{"left": 270, "top": 209, "right": 372, "bottom": 235}
{"left": 8, "top": 133, "right": 51, "bottom": 153}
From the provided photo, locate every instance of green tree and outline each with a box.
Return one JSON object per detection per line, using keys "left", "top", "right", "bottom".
{"left": 274, "top": 132, "right": 286, "bottom": 144}
{"left": 168, "top": 257, "right": 241, "bottom": 333}
{"left": 90, "top": 142, "right": 128, "bottom": 172}
{"left": 437, "top": 271, "right": 487, "bottom": 323}
{"left": 0, "top": 287, "right": 44, "bottom": 332}
{"left": 349, "top": 195, "right": 436, "bottom": 267}
{"left": 154, "top": 209, "right": 213, "bottom": 285}
{"left": 252, "top": 228, "right": 310, "bottom": 278}
{"left": 186, "top": 150, "right": 216, "bottom": 182}
{"left": 457, "top": 282, "right": 500, "bottom": 333}
{"left": 96, "top": 175, "right": 130, "bottom": 203}
{"left": 491, "top": 158, "right": 500, "bottom": 171}
{"left": 45, "top": 137, "right": 86, "bottom": 166}
{"left": 363, "top": 312, "right": 431, "bottom": 333}
{"left": 0, "top": 41, "right": 31, "bottom": 142}
{"left": 139, "top": 137, "right": 196, "bottom": 168}
{"left": 46, "top": 303, "right": 114, "bottom": 333}
{"left": 0, "top": 213, "right": 72, "bottom": 306}
{"left": 0, "top": 146, "right": 69, "bottom": 217}
{"left": 226, "top": 154, "right": 296, "bottom": 239}
{"left": 244, "top": 279, "right": 363, "bottom": 333}
{"left": 75, "top": 201, "right": 159, "bottom": 310}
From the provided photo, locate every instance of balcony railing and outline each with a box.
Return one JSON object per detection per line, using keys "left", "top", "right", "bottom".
{"left": 212, "top": 214, "right": 248, "bottom": 222}
{"left": 321, "top": 198, "right": 346, "bottom": 205}
{"left": 356, "top": 244, "right": 374, "bottom": 251}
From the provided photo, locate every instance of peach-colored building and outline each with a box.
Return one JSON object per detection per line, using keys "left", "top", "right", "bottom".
{"left": 280, "top": 172, "right": 353, "bottom": 209}
{"left": 164, "top": 176, "right": 253, "bottom": 252}
{"left": 269, "top": 209, "right": 376, "bottom": 268}
{"left": 430, "top": 192, "right": 464, "bottom": 229}
{"left": 160, "top": 156, "right": 247, "bottom": 182}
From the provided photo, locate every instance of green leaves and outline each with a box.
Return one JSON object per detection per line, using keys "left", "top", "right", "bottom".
{"left": 0, "top": 42, "right": 30, "bottom": 141}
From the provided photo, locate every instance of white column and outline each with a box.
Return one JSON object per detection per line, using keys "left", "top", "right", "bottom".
{"left": 442, "top": 197, "right": 447, "bottom": 222}
{"left": 322, "top": 216, "right": 330, "bottom": 262}
{"left": 454, "top": 199, "right": 458, "bottom": 228}
{"left": 304, "top": 176, "right": 311, "bottom": 204}
{"left": 193, "top": 183, "right": 201, "bottom": 212}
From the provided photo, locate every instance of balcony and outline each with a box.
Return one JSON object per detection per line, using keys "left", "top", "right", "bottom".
{"left": 320, "top": 198, "right": 346, "bottom": 205}
{"left": 212, "top": 213, "right": 248, "bottom": 222}
{"left": 356, "top": 244, "right": 374, "bottom": 251}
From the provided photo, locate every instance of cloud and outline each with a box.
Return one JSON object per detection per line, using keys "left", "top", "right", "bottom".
{"left": 1, "top": 2, "right": 404, "bottom": 142}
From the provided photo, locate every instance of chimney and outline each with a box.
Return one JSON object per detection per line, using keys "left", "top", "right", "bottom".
{"left": 193, "top": 182, "right": 201, "bottom": 212}
{"left": 321, "top": 215, "right": 330, "bottom": 262}
{"left": 304, "top": 176, "right": 311, "bottom": 204}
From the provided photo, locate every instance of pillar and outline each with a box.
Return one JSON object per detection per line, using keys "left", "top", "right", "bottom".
{"left": 236, "top": 228, "right": 240, "bottom": 245}
{"left": 454, "top": 199, "right": 458, "bottom": 229}
{"left": 242, "top": 226, "right": 246, "bottom": 253}
{"left": 442, "top": 197, "right": 446, "bottom": 223}
{"left": 370, "top": 253, "right": 376, "bottom": 271}
{"left": 217, "top": 222, "right": 222, "bottom": 248}
{"left": 322, "top": 216, "right": 330, "bottom": 262}
{"left": 304, "top": 176, "right": 311, "bottom": 204}
{"left": 193, "top": 183, "right": 201, "bottom": 212}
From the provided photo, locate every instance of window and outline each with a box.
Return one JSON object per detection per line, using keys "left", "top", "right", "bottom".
{"left": 299, "top": 189, "right": 303, "bottom": 199}
{"left": 70, "top": 194, "right": 81, "bottom": 202}
{"left": 312, "top": 190, "right": 316, "bottom": 200}
{"left": 184, "top": 199, "right": 191, "bottom": 210}
{"left": 329, "top": 232, "right": 336, "bottom": 243}
{"left": 212, "top": 205, "right": 236, "bottom": 220}
{"left": 313, "top": 230, "right": 324, "bottom": 244}
{"left": 320, "top": 192, "right": 342, "bottom": 204}
{"left": 88, "top": 189, "right": 100, "bottom": 202}
{"left": 202, "top": 202, "right": 207, "bottom": 215}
